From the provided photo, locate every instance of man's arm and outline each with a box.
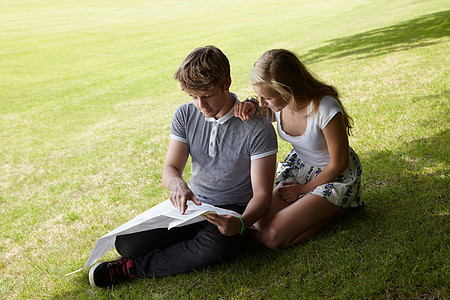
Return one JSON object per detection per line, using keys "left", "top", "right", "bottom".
{"left": 241, "top": 154, "right": 277, "bottom": 229}
{"left": 203, "top": 154, "right": 277, "bottom": 235}
{"left": 162, "top": 139, "right": 201, "bottom": 214}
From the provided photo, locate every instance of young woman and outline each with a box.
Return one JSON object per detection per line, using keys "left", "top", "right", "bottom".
{"left": 235, "top": 49, "right": 363, "bottom": 249}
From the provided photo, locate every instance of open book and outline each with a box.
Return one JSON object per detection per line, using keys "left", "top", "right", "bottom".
{"left": 66, "top": 200, "right": 241, "bottom": 275}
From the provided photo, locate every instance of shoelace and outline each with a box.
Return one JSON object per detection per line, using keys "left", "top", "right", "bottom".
{"left": 108, "top": 258, "right": 133, "bottom": 282}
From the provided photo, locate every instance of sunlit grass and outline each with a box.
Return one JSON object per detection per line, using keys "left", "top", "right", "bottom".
{"left": 0, "top": 0, "right": 449, "bottom": 298}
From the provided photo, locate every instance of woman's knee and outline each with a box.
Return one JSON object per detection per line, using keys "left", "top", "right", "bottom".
{"left": 260, "top": 226, "right": 290, "bottom": 250}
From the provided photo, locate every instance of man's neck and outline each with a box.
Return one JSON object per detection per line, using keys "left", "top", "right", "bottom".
{"left": 214, "top": 92, "right": 235, "bottom": 119}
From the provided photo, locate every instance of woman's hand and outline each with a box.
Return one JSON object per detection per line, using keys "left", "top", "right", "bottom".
{"left": 234, "top": 101, "right": 257, "bottom": 121}
{"left": 203, "top": 213, "right": 243, "bottom": 236}
{"left": 278, "top": 182, "right": 308, "bottom": 203}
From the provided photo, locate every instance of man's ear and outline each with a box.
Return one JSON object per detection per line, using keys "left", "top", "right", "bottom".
{"left": 223, "top": 77, "right": 231, "bottom": 90}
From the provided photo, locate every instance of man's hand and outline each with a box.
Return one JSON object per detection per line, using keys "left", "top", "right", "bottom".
{"left": 203, "top": 213, "right": 242, "bottom": 236}
{"left": 168, "top": 177, "right": 201, "bottom": 214}
{"left": 234, "top": 101, "right": 256, "bottom": 121}
{"left": 278, "top": 182, "right": 307, "bottom": 203}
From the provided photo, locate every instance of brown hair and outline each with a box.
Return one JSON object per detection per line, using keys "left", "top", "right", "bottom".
{"left": 250, "top": 49, "right": 353, "bottom": 135}
{"left": 174, "top": 45, "right": 230, "bottom": 94}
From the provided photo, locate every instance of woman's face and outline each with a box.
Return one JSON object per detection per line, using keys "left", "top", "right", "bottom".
{"left": 252, "top": 84, "right": 287, "bottom": 112}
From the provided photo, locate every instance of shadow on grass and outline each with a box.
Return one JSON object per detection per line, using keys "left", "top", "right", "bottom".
{"left": 57, "top": 130, "right": 449, "bottom": 298}
{"left": 302, "top": 10, "right": 450, "bottom": 63}
{"left": 412, "top": 89, "right": 449, "bottom": 104}
{"left": 235, "top": 128, "right": 449, "bottom": 297}
{"left": 362, "top": 128, "right": 449, "bottom": 210}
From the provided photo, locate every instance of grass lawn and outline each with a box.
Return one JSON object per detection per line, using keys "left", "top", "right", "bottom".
{"left": 1, "top": 0, "right": 449, "bottom": 298}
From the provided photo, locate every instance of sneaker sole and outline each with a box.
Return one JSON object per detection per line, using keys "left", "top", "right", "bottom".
{"left": 89, "top": 262, "right": 102, "bottom": 288}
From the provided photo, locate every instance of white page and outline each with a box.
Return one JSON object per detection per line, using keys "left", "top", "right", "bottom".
{"left": 66, "top": 200, "right": 241, "bottom": 275}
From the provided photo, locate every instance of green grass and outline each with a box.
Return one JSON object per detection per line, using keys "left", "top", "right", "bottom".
{"left": 1, "top": 0, "right": 449, "bottom": 298}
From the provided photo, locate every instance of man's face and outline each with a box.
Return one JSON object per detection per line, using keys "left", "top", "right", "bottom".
{"left": 189, "top": 85, "right": 229, "bottom": 119}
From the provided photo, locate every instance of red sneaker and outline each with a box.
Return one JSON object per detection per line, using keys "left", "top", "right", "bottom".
{"left": 89, "top": 257, "right": 137, "bottom": 288}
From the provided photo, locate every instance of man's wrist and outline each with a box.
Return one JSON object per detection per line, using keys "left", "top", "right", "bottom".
{"left": 237, "top": 216, "right": 246, "bottom": 235}
{"left": 169, "top": 176, "right": 187, "bottom": 190}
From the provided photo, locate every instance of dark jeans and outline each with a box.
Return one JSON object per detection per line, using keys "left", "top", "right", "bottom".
{"left": 115, "top": 204, "right": 246, "bottom": 278}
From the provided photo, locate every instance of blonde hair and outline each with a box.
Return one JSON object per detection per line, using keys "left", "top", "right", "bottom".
{"left": 174, "top": 45, "right": 230, "bottom": 94}
{"left": 250, "top": 49, "right": 353, "bottom": 135}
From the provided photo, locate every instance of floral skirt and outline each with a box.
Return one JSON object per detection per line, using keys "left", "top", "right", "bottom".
{"left": 275, "top": 148, "right": 363, "bottom": 208}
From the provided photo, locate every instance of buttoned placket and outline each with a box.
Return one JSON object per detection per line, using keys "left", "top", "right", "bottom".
{"left": 204, "top": 97, "right": 239, "bottom": 157}
{"left": 209, "top": 121, "right": 219, "bottom": 157}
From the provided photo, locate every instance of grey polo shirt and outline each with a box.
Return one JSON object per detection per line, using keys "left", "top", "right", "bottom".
{"left": 170, "top": 95, "right": 278, "bottom": 206}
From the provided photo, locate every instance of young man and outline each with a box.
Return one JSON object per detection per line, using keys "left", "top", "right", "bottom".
{"left": 89, "top": 45, "right": 278, "bottom": 288}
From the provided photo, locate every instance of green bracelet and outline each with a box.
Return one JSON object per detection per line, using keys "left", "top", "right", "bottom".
{"left": 238, "top": 216, "right": 245, "bottom": 235}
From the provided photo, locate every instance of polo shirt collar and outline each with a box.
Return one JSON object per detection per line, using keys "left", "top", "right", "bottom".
{"left": 205, "top": 95, "right": 239, "bottom": 124}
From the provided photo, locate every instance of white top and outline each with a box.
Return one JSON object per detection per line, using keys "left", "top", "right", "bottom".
{"left": 275, "top": 96, "right": 343, "bottom": 167}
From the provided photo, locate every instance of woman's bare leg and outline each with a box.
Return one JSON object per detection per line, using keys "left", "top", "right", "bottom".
{"left": 288, "top": 207, "right": 348, "bottom": 245}
{"left": 259, "top": 193, "right": 348, "bottom": 249}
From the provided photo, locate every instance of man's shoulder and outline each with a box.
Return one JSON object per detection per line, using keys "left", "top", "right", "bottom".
{"left": 229, "top": 116, "right": 276, "bottom": 141}
{"left": 174, "top": 102, "right": 201, "bottom": 118}
{"left": 234, "top": 115, "right": 278, "bottom": 153}
{"left": 239, "top": 115, "right": 274, "bottom": 129}
{"left": 175, "top": 102, "right": 196, "bottom": 112}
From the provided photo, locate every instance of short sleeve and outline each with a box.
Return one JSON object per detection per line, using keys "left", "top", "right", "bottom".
{"left": 170, "top": 105, "right": 188, "bottom": 144}
{"left": 318, "top": 96, "right": 344, "bottom": 130}
{"left": 248, "top": 117, "right": 278, "bottom": 160}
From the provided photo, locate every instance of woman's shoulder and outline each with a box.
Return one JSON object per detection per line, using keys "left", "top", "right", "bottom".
{"left": 319, "top": 96, "right": 341, "bottom": 108}
{"left": 318, "top": 96, "right": 343, "bottom": 114}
